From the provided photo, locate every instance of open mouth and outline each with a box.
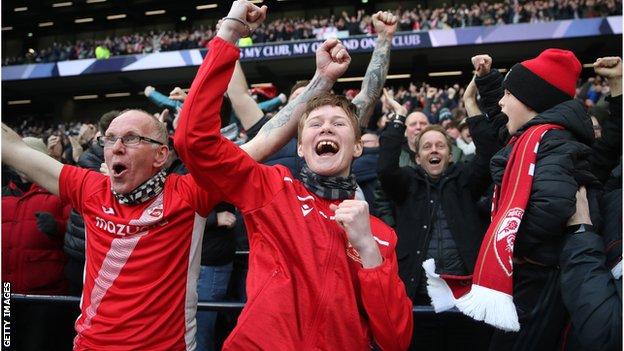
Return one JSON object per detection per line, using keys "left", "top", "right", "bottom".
{"left": 315, "top": 140, "right": 339, "bottom": 156}
{"left": 111, "top": 163, "right": 128, "bottom": 176}
{"left": 429, "top": 156, "right": 441, "bottom": 165}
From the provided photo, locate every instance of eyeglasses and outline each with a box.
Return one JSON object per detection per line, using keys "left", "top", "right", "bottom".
{"left": 97, "top": 135, "right": 165, "bottom": 147}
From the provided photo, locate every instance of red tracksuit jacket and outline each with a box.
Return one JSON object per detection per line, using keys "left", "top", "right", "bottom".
{"left": 175, "top": 37, "right": 413, "bottom": 350}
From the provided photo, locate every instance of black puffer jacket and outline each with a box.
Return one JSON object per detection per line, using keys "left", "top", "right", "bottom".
{"left": 378, "top": 114, "right": 502, "bottom": 300}
{"left": 590, "top": 94, "right": 622, "bottom": 185}
{"left": 560, "top": 228, "right": 622, "bottom": 351}
{"left": 63, "top": 143, "right": 103, "bottom": 260}
{"left": 490, "top": 99, "right": 599, "bottom": 266}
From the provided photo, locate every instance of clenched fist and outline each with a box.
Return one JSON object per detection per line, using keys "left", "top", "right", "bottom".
{"left": 372, "top": 11, "right": 398, "bottom": 38}
{"left": 330, "top": 200, "right": 382, "bottom": 268}
{"left": 471, "top": 54, "right": 492, "bottom": 77}
{"left": 315, "top": 38, "right": 351, "bottom": 83}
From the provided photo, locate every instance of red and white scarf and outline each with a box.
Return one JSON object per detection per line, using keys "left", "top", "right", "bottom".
{"left": 423, "top": 123, "right": 563, "bottom": 331}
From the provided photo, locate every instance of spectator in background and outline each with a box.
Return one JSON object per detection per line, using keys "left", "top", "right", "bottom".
{"left": 351, "top": 130, "right": 380, "bottom": 204}
{"left": 378, "top": 59, "right": 503, "bottom": 349}
{"left": 2, "top": 136, "right": 72, "bottom": 351}
{"left": 95, "top": 43, "right": 111, "bottom": 59}
{"left": 144, "top": 85, "right": 183, "bottom": 111}
{"left": 3, "top": 0, "right": 621, "bottom": 66}
{"left": 371, "top": 108, "right": 427, "bottom": 228}
{"left": 456, "top": 118, "right": 476, "bottom": 161}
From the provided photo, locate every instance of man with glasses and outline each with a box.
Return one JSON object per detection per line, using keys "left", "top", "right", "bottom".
{"left": 1, "top": 23, "right": 349, "bottom": 349}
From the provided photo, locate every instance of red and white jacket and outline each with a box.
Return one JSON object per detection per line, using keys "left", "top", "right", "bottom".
{"left": 175, "top": 37, "right": 413, "bottom": 350}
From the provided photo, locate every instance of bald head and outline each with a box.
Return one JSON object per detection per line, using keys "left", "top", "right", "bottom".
{"left": 114, "top": 109, "right": 168, "bottom": 144}
{"left": 405, "top": 111, "right": 429, "bottom": 151}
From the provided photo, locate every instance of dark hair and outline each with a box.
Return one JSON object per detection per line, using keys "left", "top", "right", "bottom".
{"left": 98, "top": 110, "right": 121, "bottom": 134}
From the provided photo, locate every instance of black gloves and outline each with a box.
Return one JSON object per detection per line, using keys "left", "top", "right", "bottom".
{"left": 36, "top": 212, "right": 58, "bottom": 237}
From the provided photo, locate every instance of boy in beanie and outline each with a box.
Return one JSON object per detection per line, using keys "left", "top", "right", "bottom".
{"left": 424, "top": 50, "right": 599, "bottom": 350}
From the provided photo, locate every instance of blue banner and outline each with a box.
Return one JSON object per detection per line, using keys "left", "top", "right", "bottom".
{"left": 2, "top": 16, "right": 620, "bottom": 81}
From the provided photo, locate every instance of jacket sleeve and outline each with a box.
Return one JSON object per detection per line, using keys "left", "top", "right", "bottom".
{"left": 474, "top": 69, "right": 504, "bottom": 118}
{"left": 377, "top": 123, "right": 414, "bottom": 204}
{"left": 371, "top": 182, "right": 396, "bottom": 228}
{"left": 463, "top": 114, "right": 503, "bottom": 199}
{"left": 147, "top": 89, "right": 183, "bottom": 110}
{"left": 174, "top": 37, "right": 280, "bottom": 213}
{"left": 590, "top": 94, "right": 622, "bottom": 184}
{"left": 560, "top": 231, "right": 623, "bottom": 351}
{"left": 258, "top": 95, "right": 284, "bottom": 113}
{"left": 358, "top": 229, "right": 413, "bottom": 351}
{"left": 522, "top": 134, "right": 582, "bottom": 240}
{"left": 77, "top": 145, "right": 104, "bottom": 171}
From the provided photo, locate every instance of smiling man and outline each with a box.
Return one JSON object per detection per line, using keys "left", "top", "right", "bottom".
{"left": 174, "top": 1, "right": 413, "bottom": 350}
{"left": 377, "top": 57, "right": 505, "bottom": 349}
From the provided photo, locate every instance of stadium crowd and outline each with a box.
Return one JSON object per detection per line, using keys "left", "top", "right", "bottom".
{"left": 3, "top": 0, "right": 621, "bottom": 66}
{"left": 2, "top": 1, "right": 622, "bottom": 351}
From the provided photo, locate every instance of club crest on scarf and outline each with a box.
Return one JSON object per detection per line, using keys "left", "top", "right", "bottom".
{"left": 494, "top": 207, "right": 523, "bottom": 276}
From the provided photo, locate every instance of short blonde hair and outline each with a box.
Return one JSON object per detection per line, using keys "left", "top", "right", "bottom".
{"left": 297, "top": 93, "right": 361, "bottom": 142}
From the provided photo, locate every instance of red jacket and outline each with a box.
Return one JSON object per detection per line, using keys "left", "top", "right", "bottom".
{"left": 2, "top": 182, "right": 70, "bottom": 294}
{"left": 176, "top": 37, "right": 413, "bottom": 350}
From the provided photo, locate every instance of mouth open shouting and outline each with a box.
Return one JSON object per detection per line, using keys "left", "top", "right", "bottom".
{"left": 315, "top": 140, "right": 339, "bottom": 157}
{"left": 297, "top": 105, "right": 362, "bottom": 178}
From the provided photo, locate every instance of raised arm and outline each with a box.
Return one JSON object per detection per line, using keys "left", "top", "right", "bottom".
{"left": 472, "top": 54, "right": 504, "bottom": 118}
{"left": 1, "top": 123, "right": 63, "bottom": 195}
{"left": 590, "top": 56, "right": 622, "bottom": 183}
{"left": 175, "top": 1, "right": 349, "bottom": 211}
{"left": 227, "top": 60, "right": 265, "bottom": 130}
{"left": 351, "top": 11, "right": 397, "bottom": 128}
{"left": 463, "top": 76, "right": 482, "bottom": 118}
{"left": 241, "top": 39, "right": 351, "bottom": 161}
{"left": 377, "top": 89, "right": 413, "bottom": 204}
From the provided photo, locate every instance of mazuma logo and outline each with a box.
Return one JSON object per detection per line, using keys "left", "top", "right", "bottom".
{"left": 94, "top": 217, "right": 162, "bottom": 236}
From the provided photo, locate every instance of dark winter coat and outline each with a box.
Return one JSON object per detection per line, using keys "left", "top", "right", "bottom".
{"left": 589, "top": 94, "right": 622, "bottom": 185}
{"left": 560, "top": 229, "right": 622, "bottom": 351}
{"left": 378, "top": 114, "right": 502, "bottom": 300}
{"left": 63, "top": 143, "right": 103, "bottom": 260}
{"left": 487, "top": 96, "right": 600, "bottom": 351}
{"left": 352, "top": 147, "right": 379, "bottom": 205}
{"left": 490, "top": 99, "right": 598, "bottom": 266}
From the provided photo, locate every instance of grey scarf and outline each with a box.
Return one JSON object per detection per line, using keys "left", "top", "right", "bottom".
{"left": 299, "top": 165, "right": 357, "bottom": 200}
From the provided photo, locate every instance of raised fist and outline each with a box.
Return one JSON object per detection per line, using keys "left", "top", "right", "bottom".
{"left": 144, "top": 85, "right": 155, "bottom": 97}
{"left": 593, "top": 56, "right": 622, "bottom": 79}
{"left": 223, "top": 0, "right": 267, "bottom": 37}
{"left": 372, "top": 11, "right": 398, "bottom": 38}
{"left": 169, "top": 87, "right": 188, "bottom": 102}
{"left": 316, "top": 38, "right": 351, "bottom": 82}
{"left": 471, "top": 54, "right": 492, "bottom": 77}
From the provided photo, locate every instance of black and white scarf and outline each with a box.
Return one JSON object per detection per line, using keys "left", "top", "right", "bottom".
{"left": 299, "top": 165, "right": 357, "bottom": 200}
{"left": 113, "top": 169, "right": 166, "bottom": 205}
